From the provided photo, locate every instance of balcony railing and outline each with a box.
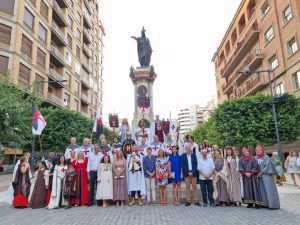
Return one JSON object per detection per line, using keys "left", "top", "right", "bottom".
{"left": 83, "top": 28, "right": 92, "bottom": 44}
{"left": 81, "top": 93, "right": 89, "bottom": 104}
{"left": 81, "top": 70, "right": 90, "bottom": 87}
{"left": 239, "top": 74, "right": 267, "bottom": 97}
{"left": 51, "top": 22, "right": 66, "bottom": 46}
{"left": 83, "top": 9, "right": 92, "bottom": 29}
{"left": 83, "top": 43, "right": 92, "bottom": 58}
{"left": 47, "top": 93, "right": 64, "bottom": 107}
{"left": 50, "top": 45, "right": 65, "bottom": 67}
{"left": 52, "top": 0, "right": 67, "bottom": 27}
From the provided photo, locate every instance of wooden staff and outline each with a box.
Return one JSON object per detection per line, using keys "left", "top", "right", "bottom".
{"left": 39, "top": 135, "right": 44, "bottom": 156}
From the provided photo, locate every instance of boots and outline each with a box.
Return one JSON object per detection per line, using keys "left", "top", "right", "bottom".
{"left": 138, "top": 197, "right": 143, "bottom": 206}
{"left": 129, "top": 197, "right": 135, "bottom": 206}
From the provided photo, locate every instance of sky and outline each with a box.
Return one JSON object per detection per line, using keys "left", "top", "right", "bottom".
{"left": 100, "top": 0, "right": 241, "bottom": 123}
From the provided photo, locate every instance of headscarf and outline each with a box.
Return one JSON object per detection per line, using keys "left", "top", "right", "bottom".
{"left": 255, "top": 145, "right": 265, "bottom": 159}
{"left": 242, "top": 147, "right": 252, "bottom": 161}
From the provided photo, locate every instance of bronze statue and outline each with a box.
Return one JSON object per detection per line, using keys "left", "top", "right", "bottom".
{"left": 131, "top": 27, "right": 152, "bottom": 67}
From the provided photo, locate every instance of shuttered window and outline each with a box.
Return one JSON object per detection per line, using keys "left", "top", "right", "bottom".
{"left": 37, "top": 48, "right": 46, "bottom": 67}
{"left": 76, "top": 45, "right": 80, "bottom": 58}
{"left": 18, "top": 63, "right": 31, "bottom": 87}
{"left": 0, "top": 55, "right": 9, "bottom": 74}
{"left": 0, "top": 23, "right": 12, "bottom": 44}
{"left": 24, "top": 8, "right": 34, "bottom": 29}
{"left": 21, "top": 35, "right": 33, "bottom": 58}
{"left": 40, "top": 1, "right": 48, "bottom": 20}
{"left": 0, "top": 0, "right": 15, "bottom": 15}
{"left": 35, "top": 74, "right": 44, "bottom": 93}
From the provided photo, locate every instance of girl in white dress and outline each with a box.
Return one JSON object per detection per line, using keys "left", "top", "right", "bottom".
{"left": 285, "top": 151, "right": 300, "bottom": 187}
{"left": 96, "top": 155, "right": 113, "bottom": 207}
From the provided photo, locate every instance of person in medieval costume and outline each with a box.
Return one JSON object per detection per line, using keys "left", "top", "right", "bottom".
{"left": 135, "top": 124, "right": 151, "bottom": 146}
{"left": 255, "top": 145, "right": 280, "bottom": 209}
{"left": 126, "top": 145, "right": 146, "bottom": 206}
{"left": 119, "top": 118, "right": 130, "bottom": 144}
{"left": 47, "top": 155, "right": 68, "bottom": 209}
{"left": 154, "top": 115, "right": 164, "bottom": 143}
{"left": 45, "top": 152, "right": 56, "bottom": 205}
{"left": 79, "top": 138, "right": 94, "bottom": 158}
{"left": 163, "top": 134, "right": 176, "bottom": 156}
{"left": 138, "top": 138, "right": 149, "bottom": 156}
{"left": 64, "top": 165, "right": 77, "bottom": 209}
{"left": 65, "top": 137, "right": 80, "bottom": 160}
{"left": 238, "top": 147, "right": 263, "bottom": 208}
{"left": 122, "top": 132, "right": 136, "bottom": 158}
{"left": 150, "top": 135, "right": 163, "bottom": 157}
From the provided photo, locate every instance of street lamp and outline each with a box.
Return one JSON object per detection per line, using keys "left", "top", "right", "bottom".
{"left": 239, "top": 67, "right": 283, "bottom": 164}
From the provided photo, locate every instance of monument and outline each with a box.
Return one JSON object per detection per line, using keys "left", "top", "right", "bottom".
{"left": 130, "top": 27, "right": 157, "bottom": 144}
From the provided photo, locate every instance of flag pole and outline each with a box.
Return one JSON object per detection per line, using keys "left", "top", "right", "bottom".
{"left": 38, "top": 135, "right": 43, "bottom": 156}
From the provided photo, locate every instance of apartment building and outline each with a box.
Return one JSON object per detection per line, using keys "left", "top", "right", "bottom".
{"left": 178, "top": 105, "right": 204, "bottom": 135}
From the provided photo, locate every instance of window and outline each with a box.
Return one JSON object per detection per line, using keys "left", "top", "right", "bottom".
{"left": 0, "top": 23, "right": 12, "bottom": 44}
{"left": 269, "top": 54, "right": 278, "bottom": 70}
{"left": 76, "top": 45, "right": 80, "bottom": 58}
{"left": 75, "top": 61, "right": 80, "bottom": 75}
{"left": 64, "top": 93, "right": 70, "bottom": 107}
{"left": 0, "top": 55, "right": 9, "bottom": 74}
{"left": 40, "top": 1, "right": 48, "bottom": 20}
{"left": 67, "top": 33, "right": 72, "bottom": 47}
{"left": 0, "top": 0, "right": 15, "bottom": 15}
{"left": 38, "top": 23, "right": 47, "bottom": 42}
{"left": 67, "top": 15, "right": 73, "bottom": 29}
{"left": 21, "top": 34, "right": 33, "bottom": 58}
{"left": 293, "top": 71, "right": 300, "bottom": 90}
{"left": 287, "top": 37, "right": 298, "bottom": 56}
{"left": 65, "top": 72, "right": 71, "bottom": 87}
{"left": 67, "top": 0, "right": 73, "bottom": 8}
{"left": 74, "top": 80, "right": 79, "bottom": 94}
{"left": 76, "top": 11, "right": 81, "bottom": 24}
{"left": 37, "top": 48, "right": 46, "bottom": 67}
{"left": 261, "top": 1, "right": 270, "bottom": 17}
{"left": 283, "top": 5, "right": 292, "bottom": 24}
{"left": 74, "top": 99, "right": 79, "bottom": 111}
{"left": 24, "top": 8, "right": 34, "bottom": 29}
{"left": 76, "top": 28, "right": 81, "bottom": 41}
{"left": 18, "top": 63, "right": 30, "bottom": 87}
{"left": 35, "top": 74, "right": 44, "bottom": 93}
{"left": 274, "top": 83, "right": 284, "bottom": 96}
{"left": 264, "top": 26, "right": 274, "bottom": 43}
{"left": 66, "top": 51, "right": 72, "bottom": 66}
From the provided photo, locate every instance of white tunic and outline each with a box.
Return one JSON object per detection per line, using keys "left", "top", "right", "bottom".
{"left": 96, "top": 163, "right": 113, "bottom": 200}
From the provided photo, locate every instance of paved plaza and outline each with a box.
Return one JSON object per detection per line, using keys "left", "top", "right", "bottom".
{"left": 0, "top": 173, "right": 299, "bottom": 225}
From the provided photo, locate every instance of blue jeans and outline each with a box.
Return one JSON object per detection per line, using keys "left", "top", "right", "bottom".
{"left": 199, "top": 179, "right": 214, "bottom": 204}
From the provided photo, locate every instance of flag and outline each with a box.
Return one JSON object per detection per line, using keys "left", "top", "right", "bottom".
{"left": 169, "top": 120, "right": 178, "bottom": 136}
{"left": 32, "top": 105, "right": 46, "bottom": 135}
{"left": 93, "top": 111, "right": 103, "bottom": 139}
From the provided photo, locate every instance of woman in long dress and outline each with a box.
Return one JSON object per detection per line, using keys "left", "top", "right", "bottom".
{"left": 119, "top": 118, "right": 130, "bottom": 144}
{"left": 96, "top": 155, "right": 113, "bottom": 207}
{"left": 12, "top": 156, "right": 31, "bottom": 208}
{"left": 29, "top": 161, "right": 49, "bottom": 209}
{"left": 156, "top": 149, "right": 169, "bottom": 206}
{"left": 224, "top": 146, "right": 242, "bottom": 205}
{"left": 284, "top": 151, "right": 300, "bottom": 187}
{"left": 72, "top": 151, "right": 89, "bottom": 206}
{"left": 48, "top": 155, "right": 68, "bottom": 209}
{"left": 113, "top": 149, "right": 128, "bottom": 206}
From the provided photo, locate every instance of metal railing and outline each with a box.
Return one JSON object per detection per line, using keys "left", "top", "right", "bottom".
{"left": 51, "top": 22, "right": 66, "bottom": 42}
{"left": 47, "top": 93, "right": 64, "bottom": 107}
{"left": 52, "top": 1, "right": 66, "bottom": 21}
{"left": 50, "top": 44, "right": 64, "bottom": 61}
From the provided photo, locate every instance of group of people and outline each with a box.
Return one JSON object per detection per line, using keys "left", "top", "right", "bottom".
{"left": 7, "top": 131, "right": 288, "bottom": 211}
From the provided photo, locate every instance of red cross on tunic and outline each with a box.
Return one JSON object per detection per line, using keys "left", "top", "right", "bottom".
{"left": 152, "top": 146, "right": 160, "bottom": 152}
{"left": 61, "top": 168, "right": 66, "bottom": 173}
{"left": 82, "top": 149, "right": 90, "bottom": 156}
{"left": 166, "top": 144, "right": 172, "bottom": 150}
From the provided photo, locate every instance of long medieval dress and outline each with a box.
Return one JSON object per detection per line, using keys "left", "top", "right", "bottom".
{"left": 113, "top": 159, "right": 128, "bottom": 201}
{"left": 29, "top": 169, "right": 49, "bottom": 209}
{"left": 213, "top": 158, "right": 230, "bottom": 204}
{"left": 238, "top": 157, "right": 263, "bottom": 206}
{"left": 72, "top": 159, "right": 89, "bottom": 206}
{"left": 256, "top": 155, "right": 280, "bottom": 209}
{"left": 224, "top": 156, "right": 242, "bottom": 203}
{"left": 12, "top": 165, "right": 31, "bottom": 207}
{"left": 96, "top": 163, "right": 113, "bottom": 200}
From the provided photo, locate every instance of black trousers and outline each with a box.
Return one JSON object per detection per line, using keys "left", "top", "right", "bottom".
{"left": 131, "top": 191, "right": 141, "bottom": 198}
{"left": 199, "top": 179, "right": 214, "bottom": 204}
{"left": 89, "top": 171, "right": 97, "bottom": 203}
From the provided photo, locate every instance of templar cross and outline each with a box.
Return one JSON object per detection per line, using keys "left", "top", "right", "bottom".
{"left": 152, "top": 146, "right": 160, "bottom": 152}
{"left": 82, "top": 149, "right": 89, "bottom": 156}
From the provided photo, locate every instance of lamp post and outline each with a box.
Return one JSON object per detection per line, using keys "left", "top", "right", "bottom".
{"left": 240, "top": 67, "right": 283, "bottom": 163}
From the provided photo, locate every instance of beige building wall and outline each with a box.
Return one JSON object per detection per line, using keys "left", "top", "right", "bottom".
{"left": 0, "top": 0, "right": 104, "bottom": 118}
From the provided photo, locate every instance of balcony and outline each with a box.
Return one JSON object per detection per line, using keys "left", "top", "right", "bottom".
{"left": 50, "top": 45, "right": 65, "bottom": 67}
{"left": 83, "top": 10, "right": 92, "bottom": 29}
{"left": 47, "top": 93, "right": 64, "bottom": 108}
{"left": 84, "top": 0, "right": 92, "bottom": 14}
{"left": 221, "top": 21, "right": 259, "bottom": 78}
{"left": 83, "top": 43, "right": 92, "bottom": 58}
{"left": 81, "top": 93, "right": 89, "bottom": 105}
{"left": 51, "top": 22, "right": 67, "bottom": 46}
{"left": 55, "top": 0, "right": 68, "bottom": 8}
{"left": 239, "top": 74, "right": 268, "bottom": 97}
{"left": 222, "top": 49, "right": 263, "bottom": 94}
{"left": 49, "top": 69, "right": 65, "bottom": 88}
{"left": 83, "top": 28, "right": 92, "bottom": 44}
{"left": 52, "top": 1, "right": 67, "bottom": 27}
{"left": 82, "top": 56, "right": 91, "bottom": 73}
{"left": 81, "top": 70, "right": 90, "bottom": 88}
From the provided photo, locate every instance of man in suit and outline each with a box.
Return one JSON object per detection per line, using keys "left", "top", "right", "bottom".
{"left": 181, "top": 145, "right": 201, "bottom": 206}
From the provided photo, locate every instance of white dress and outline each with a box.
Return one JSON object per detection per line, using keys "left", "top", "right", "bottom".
{"left": 286, "top": 156, "right": 300, "bottom": 174}
{"left": 96, "top": 163, "right": 113, "bottom": 200}
{"left": 48, "top": 164, "right": 68, "bottom": 209}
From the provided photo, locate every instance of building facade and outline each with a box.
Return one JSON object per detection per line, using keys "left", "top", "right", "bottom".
{"left": 0, "top": 0, "right": 104, "bottom": 118}
{"left": 212, "top": 0, "right": 300, "bottom": 104}
{"left": 203, "top": 95, "right": 218, "bottom": 122}
{"left": 177, "top": 105, "right": 204, "bottom": 135}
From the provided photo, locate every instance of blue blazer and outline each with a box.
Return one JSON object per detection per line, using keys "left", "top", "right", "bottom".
{"left": 181, "top": 153, "right": 198, "bottom": 178}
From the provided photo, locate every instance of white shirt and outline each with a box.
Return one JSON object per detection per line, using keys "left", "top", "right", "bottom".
{"left": 197, "top": 156, "right": 215, "bottom": 180}
{"left": 297, "top": 157, "right": 300, "bottom": 167}
{"left": 87, "top": 152, "right": 103, "bottom": 172}
{"left": 187, "top": 154, "right": 192, "bottom": 171}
